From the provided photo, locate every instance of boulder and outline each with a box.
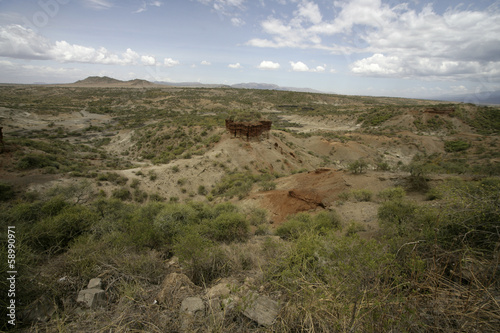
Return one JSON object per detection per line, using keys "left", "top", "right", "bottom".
{"left": 242, "top": 293, "right": 280, "bottom": 327}
{"left": 77, "top": 288, "right": 106, "bottom": 309}
{"left": 206, "top": 282, "right": 231, "bottom": 299}
{"left": 179, "top": 296, "right": 205, "bottom": 332}
{"left": 156, "top": 273, "right": 200, "bottom": 307}
{"left": 180, "top": 297, "right": 205, "bottom": 315}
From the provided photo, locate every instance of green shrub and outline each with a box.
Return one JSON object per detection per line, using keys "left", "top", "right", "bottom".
{"left": 247, "top": 207, "right": 268, "bottom": 226}
{"left": 97, "top": 172, "right": 128, "bottom": 185}
{"left": 337, "top": 191, "right": 350, "bottom": 201}
{"left": 197, "top": 185, "right": 207, "bottom": 195}
{"left": 130, "top": 178, "right": 140, "bottom": 189}
{"left": 276, "top": 213, "right": 312, "bottom": 240}
{"left": 0, "top": 183, "right": 15, "bottom": 201}
{"left": 348, "top": 159, "right": 368, "bottom": 174}
{"left": 351, "top": 189, "right": 373, "bottom": 201}
{"left": 435, "top": 178, "right": 500, "bottom": 251}
{"left": 112, "top": 188, "right": 131, "bottom": 201}
{"left": 276, "top": 211, "right": 341, "bottom": 239}
{"left": 16, "top": 153, "right": 58, "bottom": 170}
{"left": 444, "top": 140, "right": 470, "bottom": 152}
{"left": 259, "top": 180, "right": 277, "bottom": 191}
{"left": 312, "top": 210, "right": 342, "bottom": 233}
{"left": 154, "top": 203, "right": 197, "bottom": 241}
{"left": 148, "top": 170, "right": 158, "bottom": 181}
{"left": 30, "top": 205, "right": 99, "bottom": 253}
{"left": 404, "top": 157, "right": 431, "bottom": 191}
{"left": 211, "top": 171, "right": 258, "bottom": 199}
{"left": 377, "top": 187, "right": 406, "bottom": 201}
{"left": 207, "top": 212, "right": 249, "bottom": 242}
{"left": 133, "top": 189, "right": 148, "bottom": 203}
{"left": 174, "top": 231, "right": 229, "bottom": 285}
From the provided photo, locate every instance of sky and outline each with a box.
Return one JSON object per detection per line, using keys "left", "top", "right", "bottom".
{"left": 0, "top": 0, "right": 499, "bottom": 100}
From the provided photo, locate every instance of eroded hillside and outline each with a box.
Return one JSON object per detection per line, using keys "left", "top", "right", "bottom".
{"left": 1, "top": 85, "right": 499, "bottom": 332}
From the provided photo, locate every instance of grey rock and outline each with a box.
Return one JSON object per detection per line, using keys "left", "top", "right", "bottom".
{"left": 180, "top": 296, "right": 205, "bottom": 315}
{"left": 242, "top": 293, "right": 280, "bottom": 326}
{"left": 77, "top": 288, "right": 106, "bottom": 309}
{"left": 87, "top": 278, "right": 102, "bottom": 290}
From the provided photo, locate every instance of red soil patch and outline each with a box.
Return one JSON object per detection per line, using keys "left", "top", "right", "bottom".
{"left": 250, "top": 168, "right": 347, "bottom": 223}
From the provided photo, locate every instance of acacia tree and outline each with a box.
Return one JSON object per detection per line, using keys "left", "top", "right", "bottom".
{"left": 348, "top": 159, "right": 368, "bottom": 174}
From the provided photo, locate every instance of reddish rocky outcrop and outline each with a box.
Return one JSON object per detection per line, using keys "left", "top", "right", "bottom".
{"left": 225, "top": 119, "right": 272, "bottom": 141}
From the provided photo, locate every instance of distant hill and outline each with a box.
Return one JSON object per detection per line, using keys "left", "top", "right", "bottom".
{"left": 73, "top": 76, "right": 122, "bottom": 85}
{"left": 68, "top": 76, "right": 159, "bottom": 87}
{"left": 155, "top": 81, "right": 230, "bottom": 88}
{"left": 69, "top": 76, "right": 326, "bottom": 93}
{"left": 230, "top": 82, "right": 323, "bottom": 93}
{"left": 155, "top": 80, "right": 324, "bottom": 93}
{"left": 433, "top": 90, "right": 500, "bottom": 105}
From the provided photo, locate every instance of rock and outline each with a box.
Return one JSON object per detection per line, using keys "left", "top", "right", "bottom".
{"left": 180, "top": 297, "right": 205, "bottom": 315}
{"left": 242, "top": 293, "right": 280, "bottom": 327}
{"left": 179, "top": 297, "right": 205, "bottom": 332}
{"left": 77, "top": 288, "right": 106, "bottom": 309}
{"left": 87, "top": 278, "right": 102, "bottom": 290}
{"left": 206, "top": 282, "right": 231, "bottom": 299}
{"left": 156, "top": 273, "right": 200, "bottom": 307}
{"left": 20, "top": 295, "right": 56, "bottom": 323}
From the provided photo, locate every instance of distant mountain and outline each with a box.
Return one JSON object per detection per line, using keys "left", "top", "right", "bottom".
{"left": 74, "top": 76, "right": 123, "bottom": 85}
{"left": 231, "top": 82, "right": 323, "bottom": 93}
{"left": 69, "top": 76, "right": 159, "bottom": 87}
{"left": 69, "top": 76, "right": 324, "bottom": 93}
{"left": 156, "top": 81, "right": 323, "bottom": 93}
{"left": 155, "top": 81, "right": 230, "bottom": 88}
{"left": 433, "top": 90, "right": 500, "bottom": 105}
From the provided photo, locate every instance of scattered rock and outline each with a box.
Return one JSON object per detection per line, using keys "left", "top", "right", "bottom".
{"left": 180, "top": 297, "right": 205, "bottom": 315}
{"left": 206, "top": 281, "right": 232, "bottom": 299}
{"left": 77, "top": 278, "right": 107, "bottom": 309}
{"left": 156, "top": 273, "right": 201, "bottom": 307}
{"left": 77, "top": 288, "right": 106, "bottom": 309}
{"left": 242, "top": 292, "right": 280, "bottom": 326}
{"left": 179, "top": 297, "right": 205, "bottom": 332}
{"left": 87, "top": 278, "right": 102, "bottom": 290}
{"left": 20, "top": 295, "right": 56, "bottom": 323}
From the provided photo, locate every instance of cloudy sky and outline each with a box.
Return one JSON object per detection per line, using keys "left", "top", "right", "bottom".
{"left": 0, "top": 0, "right": 499, "bottom": 99}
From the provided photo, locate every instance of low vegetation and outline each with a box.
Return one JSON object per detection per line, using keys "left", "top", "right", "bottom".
{"left": 0, "top": 84, "right": 499, "bottom": 332}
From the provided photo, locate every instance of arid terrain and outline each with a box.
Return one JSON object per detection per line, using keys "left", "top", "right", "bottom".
{"left": 1, "top": 78, "right": 499, "bottom": 332}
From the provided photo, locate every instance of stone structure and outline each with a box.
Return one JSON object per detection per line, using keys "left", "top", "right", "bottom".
{"left": 225, "top": 119, "right": 272, "bottom": 141}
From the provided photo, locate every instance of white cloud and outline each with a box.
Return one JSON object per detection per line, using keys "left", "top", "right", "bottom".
{"left": 141, "top": 55, "right": 156, "bottom": 66}
{"left": 290, "top": 61, "right": 326, "bottom": 73}
{"left": 201, "top": 60, "right": 211, "bottom": 65}
{"left": 290, "top": 61, "right": 309, "bottom": 72}
{"left": 0, "top": 24, "right": 157, "bottom": 66}
{"left": 228, "top": 62, "right": 242, "bottom": 69}
{"left": 314, "top": 65, "right": 325, "bottom": 72}
{"left": 0, "top": 24, "right": 52, "bottom": 59}
{"left": 247, "top": 0, "right": 500, "bottom": 81}
{"left": 0, "top": 60, "right": 83, "bottom": 83}
{"left": 197, "top": 0, "right": 246, "bottom": 16}
{"left": 296, "top": 1, "right": 322, "bottom": 24}
{"left": 83, "top": 0, "right": 113, "bottom": 10}
{"left": 134, "top": 1, "right": 163, "bottom": 13}
{"left": 164, "top": 57, "right": 180, "bottom": 67}
{"left": 258, "top": 60, "right": 280, "bottom": 70}
{"left": 231, "top": 17, "right": 245, "bottom": 26}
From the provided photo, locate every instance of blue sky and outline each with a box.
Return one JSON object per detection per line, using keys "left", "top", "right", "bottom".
{"left": 0, "top": 0, "right": 499, "bottom": 99}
